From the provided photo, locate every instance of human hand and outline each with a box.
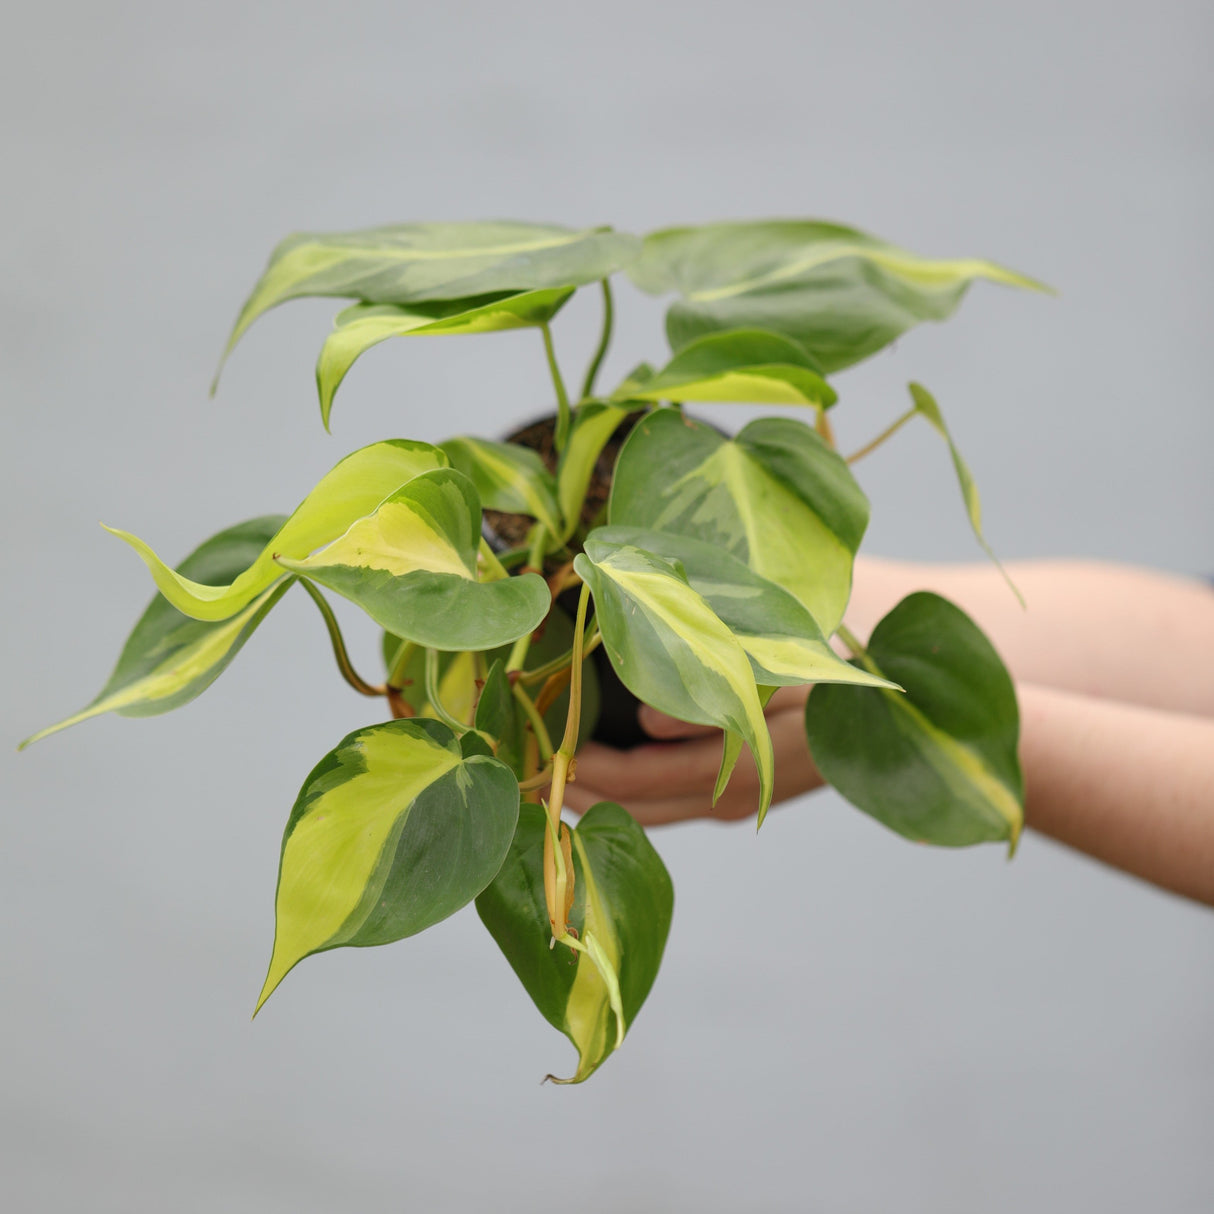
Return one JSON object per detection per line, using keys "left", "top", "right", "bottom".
{"left": 564, "top": 685, "right": 826, "bottom": 826}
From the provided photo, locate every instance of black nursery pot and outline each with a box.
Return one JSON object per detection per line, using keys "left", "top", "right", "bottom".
{"left": 485, "top": 412, "right": 650, "bottom": 751}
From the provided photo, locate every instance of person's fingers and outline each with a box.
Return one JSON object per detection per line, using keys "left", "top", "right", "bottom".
{"left": 571, "top": 736, "right": 727, "bottom": 799}
{"left": 764, "top": 684, "right": 811, "bottom": 715}
{"left": 636, "top": 704, "right": 718, "bottom": 740}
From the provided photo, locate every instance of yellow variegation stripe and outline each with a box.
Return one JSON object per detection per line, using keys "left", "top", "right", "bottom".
{"left": 19, "top": 584, "right": 284, "bottom": 749}
{"left": 560, "top": 829, "right": 625, "bottom": 1082}
{"left": 692, "top": 244, "right": 1047, "bottom": 302}
{"left": 257, "top": 727, "right": 462, "bottom": 1010}
{"left": 106, "top": 441, "right": 447, "bottom": 622}
{"left": 675, "top": 442, "right": 852, "bottom": 632}
{"left": 885, "top": 688, "right": 1024, "bottom": 852}
{"left": 280, "top": 495, "right": 473, "bottom": 580}
{"left": 596, "top": 556, "right": 774, "bottom": 820}
{"left": 628, "top": 368, "right": 827, "bottom": 407}
{"left": 557, "top": 404, "right": 630, "bottom": 541}
{"left": 740, "top": 633, "right": 896, "bottom": 689}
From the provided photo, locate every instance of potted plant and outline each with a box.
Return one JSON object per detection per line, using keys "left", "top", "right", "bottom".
{"left": 21, "top": 219, "right": 1044, "bottom": 1083}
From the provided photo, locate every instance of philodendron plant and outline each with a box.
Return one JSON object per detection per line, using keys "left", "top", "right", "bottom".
{"left": 23, "top": 219, "right": 1044, "bottom": 1083}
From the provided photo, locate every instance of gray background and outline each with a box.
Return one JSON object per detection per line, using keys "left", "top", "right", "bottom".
{"left": 3, "top": 1, "right": 1212, "bottom": 1211}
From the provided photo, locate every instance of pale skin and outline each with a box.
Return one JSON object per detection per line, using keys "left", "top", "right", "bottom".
{"left": 565, "top": 559, "right": 1214, "bottom": 907}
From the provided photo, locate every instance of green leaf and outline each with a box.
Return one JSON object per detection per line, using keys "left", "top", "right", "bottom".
{"left": 476, "top": 801, "right": 673, "bottom": 1083}
{"left": 908, "top": 382, "right": 1022, "bottom": 604}
{"left": 106, "top": 440, "right": 447, "bottom": 622}
{"left": 278, "top": 468, "right": 550, "bottom": 651}
{"left": 555, "top": 401, "right": 632, "bottom": 542}
{"left": 318, "top": 288, "right": 573, "bottom": 429}
{"left": 440, "top": 434, "right": 563, "bottom": 537}
{"left": 586, "top": 526, "right": 896, "bottom": 692}
{"left": 614, "top": 329, "right": 836, "bottom": 410}
{"left": 474, "top": 659, "right": 526, "bottom": 777}
{"left": 257, "top": 717, "right": 520, "bottom": 1012}
{"left": 574, "top": 537, "right": 774, "bottom": 822}
{"left": 609, "top": 409, "right": 868, "bottom": 634}
{"left": 21, "top": 517, "right": 292, "bottom": 748}
{"left": 629, "top": 219, "right": 1048, "bottom": 372}
{"left": 805, "top": 593, "right": 1024, "bottom": 851}
{"left": 218, "top": 221, "right": 640, "bottom": 378}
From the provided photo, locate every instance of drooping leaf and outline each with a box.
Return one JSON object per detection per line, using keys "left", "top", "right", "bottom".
{"left": 476, "top": 801, "right": 673, "bottom": 1083}
{"left": 613, "top": 329, "right": 836, "bottom": 410}
{"left": 257, "top": 717, "right": 520, "bottom": 1011}
{"left": 218, "top": 221, "right": 640, "bottom": 377}
{"left": 629, "top": 219, "right": 1048, "bottom": 372}
{"left": 318, "top": 288, "right": 573, "bottom": 429}
{"left": 907, "top": 382, "right": 1021, "bottom": 602}
{"left": 586, "top": 526, "right": 896, "bottom": 692}
{"left": 805, "top": 593, "right": 1024, "bottom": 851}
{"left": 474, "top": 659, "right": 526, "bottom": 778}
{"left": 278, "top": 468, "right": 549, "bottom": 651}
{"left": 554, "top": 401, "right": 632, "bottom": 542}
{"left": 106, "top": 440, "right": 447, "bottom": 622}
{"left": 574, "top": 538, "right": 774, "bottom": 822}
{"left": 21, "top": 517, "right": 292, "bottom": 748}
{"left": 440, "top": 435, "right": 563, "bottom": 536}
{"left": 609, "top": 409, "right": 868, "bottom": 634}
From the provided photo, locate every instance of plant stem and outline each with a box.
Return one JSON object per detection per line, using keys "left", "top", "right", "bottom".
{"left": 579, "top": 279, "right": 614, "bottom": 400}
{"left": 512, "top": 681, "right": 555, "bottom": 763}
{"left": 541, "top": 322, "right": 572, "bottom": 452}
{"left": 835, "top": 622, "right": 886, "bottom": 679}
{"left": 299, "top": 579, "right": 386, "bottom": 696}
{"left": 424, "top": 647, "right": 469, "bottom": 734}
{"left": 815, "top": 408, "right": 836, "bottom": 448}
{"left": 518, "top": 626, "right": 601, "bottom": 686}
{"left": 505, "top": 524, "right": 551, "bottom": 673}
{"left": 845, "top": 406, "right": 917, "bottom": 464}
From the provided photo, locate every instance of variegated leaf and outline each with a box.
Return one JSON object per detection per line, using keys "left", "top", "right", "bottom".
{"left": 629, "top": 219, "right": 1047, "bottom": 372}
{"left": 21, "top": 517, "right": 291, "bottom": 748}
{"left": 609, "top": 409, "right": 868, "bottom": 634}
{"left": 218, "top": 221, "right": 639, "bottom": 379}
{"left": 586, "top": 527, "right": 897, "bottom": 692}
{"left": 318, "top": 288, "right": 573, "bottom": 429}
{"left": 257, "top": 718, "right": 520, "bottom": 1011}
{"left": 440, "top": 435, "right": 563, "bottom": 536}
{"left": 554, "top": 401, "right": 632, "bottom": 542}
{"left": 279, "top": 468, "right": 549, "bottom": 651}
{"left": 106, "top": 440, "right": 447, "bottom": 622}
{"left": 574, "top": 537, "right": 774, "bottom": 822}
{"left": 614, "top": 329, "right": 836, "bottom": 410}
{"left": 805, "top": 593, "right": 1024, "bottom": 850}
{"left": 476, "top": 801, "right": 673, "bottom": 1083}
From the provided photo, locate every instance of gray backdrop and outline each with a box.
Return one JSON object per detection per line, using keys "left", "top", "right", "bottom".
{"left": 3, "top": 2, "right": 1211, "bottom": 1211}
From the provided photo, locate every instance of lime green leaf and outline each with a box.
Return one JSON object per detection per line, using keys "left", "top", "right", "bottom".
{"left": 555, "top": 402, "right": 631, "bottom": 542}
{"left": 279, "top": 469, "right": 549, "bottom": 651}
{"left": 106, "top": 440, "right": 447, "bottom": 622}
{"left": 805, "top": 593, "right": 1024, "bottom": 851}
{"left": 587, "top": 527, "right": 896, "bottom": 692}
{"left": 218, "top": 221, "right": 639, "bottom": 378}
{"left": 476, "top": 801, "right": 673, "bottom": 1083}
{"left": 257, "top": 717, "right": 520, "bottom": 1011}
{"left": 575, "top": 538, "right": 774, "bottom": 822}
{"left": 21, "top": 517, "right": 292, "bottom": 748}
{"left": 908, "top": 382, "right": 1022, "bottom": 603}
{"left": 609, "top": 409, "right": 868, "bottom": 634}
{"left": 629, "top": 219, "right": 1048, "bottom": 372}
{"left": 440, "top": 435, "right": 563, "bottom": 536}
{"left": 614, "top": 329, "right": 836, "bottom": 409}
{"left": 318, "top": 288, "right": 573, "bottom": 429}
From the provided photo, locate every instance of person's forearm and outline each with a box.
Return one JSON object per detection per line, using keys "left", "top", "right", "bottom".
{"left": 1017, "top": 683, "right": 1214, "bottom": 905}
{"left": 848, "top": 558, "right": 1214, "bottom": 715}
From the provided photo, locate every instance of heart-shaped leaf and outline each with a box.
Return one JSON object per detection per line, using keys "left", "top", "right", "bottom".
{"left": 279, "top": 468, "right": 549, "bottom": 651}
{"left": 804, "top": 592, "right": 1024, "bottom": 850}
{"left": 218, "top": 221, "right": 639, "bottom": 378}
{"left": 609, "top": 409, "right": 868, "bottom": 634}
{"left": 318, "top": 288, "right": 573, "bottom": 429}
{"left": 106, "top": 440, "right": 447, "bottom": 622}
{"left": 440, "top": 434, "right": 563, "bottom": 537}
{"left": 476, "top": 801, "right": 673, "bottom": 1083}
{"left": 586, "top": 526, "right": 896, "bottom": 692}
{"left": 574, "top": 537, "right": 774, "bottom": 821}
{"left": 21, "top": 516, "right": 292, "bottom": 748}
{"left": 257, "top": 717, "right": 520, "bottom": 1011}
{"left": 629, "top": 219, "right": 1047, "bottom": 372}
{"left": 614, "top": 328, "right": 836, "bottom": 410}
